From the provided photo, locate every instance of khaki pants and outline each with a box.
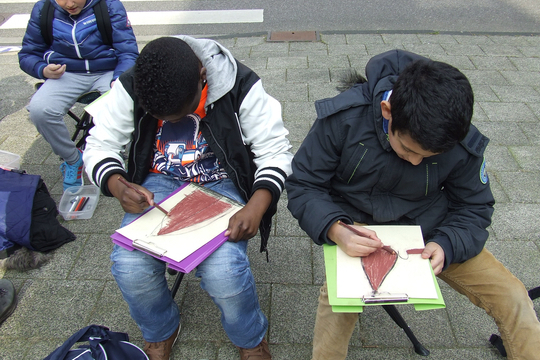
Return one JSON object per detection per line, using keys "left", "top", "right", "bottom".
{"left": 312, "top": 248, "right": 540, "bottom": 360}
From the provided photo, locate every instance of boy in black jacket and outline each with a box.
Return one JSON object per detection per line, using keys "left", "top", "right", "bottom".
{"left": 286, "top": 50, "right": 540, "bottom": 360}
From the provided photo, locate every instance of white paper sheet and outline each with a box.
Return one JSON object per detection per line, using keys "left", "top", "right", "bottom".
{"left": 116, "top": 184, "right": 242, "bottom": 263}
{"left": 336, "top": 225, "right": 438, "bottom": 299}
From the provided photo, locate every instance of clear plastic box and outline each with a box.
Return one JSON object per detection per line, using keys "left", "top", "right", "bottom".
{"left": 58, "top": 185, "right": 100, "bottom": 220}
{"left": 0, "top": 150, "right": 21, "bottom": 170}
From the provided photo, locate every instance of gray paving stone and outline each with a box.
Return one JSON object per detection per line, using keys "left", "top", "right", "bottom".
{"left": 287, "top": 68, "right": 331, "bottom": 83}
{"left": 521, "top": 122, "right": 540, "bottom": 144}
{"left": 518, "top": 46, "right": 540, "bottom": 57}
{"left": 320, "top": 33, "right": 347, "bottom": 45}
{"left": 235, "top": 36, "right": 265, "bottom": 47}
{"left": 462, "top": 70, "right": 509, "bottom": 85}
{"left": 429, "top": 54, "right": 477, "bottom": 70}
{"left": 484, "top": 145, "right": 520, "bottom": 171}
{"left": 469, "top": 56, "right": 519, "bottom": 71}
{"left": 441, "top": 44, "right": 486, "bottom": 56}
{"left": 264, "top": 82, "right": 308, "bottom": 102}
{"left": 488, "top": 35, "right": 532, "bottom": 46}
{"left": 402, "top": 43, "right": 446, "bottom": 56}
{"left": 269, "top": 284, "right": 319, "bottom": 344}
{"left": 308, "top": 82, "right": 340, "bottom": 102}
{"left": 452, "top": 35, "right": 495, "bottom": 45}
{"left": 417, "top": 34, "right": 458, "bottom": 44}
{"left": 500, "top": 70, "right": 540, "bottom": 86}
{"left": 249, "top": 236, "right": 313, "bottom": 285}
{"left": 471, "top": 85, "right": 500, "bottom": 102}
{"left": 173, "top": 341, "right": 219, "bottom": 360}
{"left": 510, "top": 57, "right": 540, "bottom": 72}
{"left": 289, "top": 41, "right": 328, "bottom": 52}
{"left": 362, "top": 303, "right": 453, "bottom": 347}
{"left": 494, "top": 171, "right": 540, "bottom": 203}
{"left": 490, "top": 85, "right": 540, "bottom": 103}
{"left": 491, "top": 203, "right": 540, "bottom": 240}
{"left": 365, "top": 43, "right": 405, "bottom": 56}
{"left": 509, "top": 145, "right": 540, "bottom": 171}
{"left": 438, "top": 283, "right": 498, "bottom": 347}
{"left": 479, "top": 102, "right": 536, "bottom": 122}
{"left": 267, "top": 56, "right": 308, "bottom": 69}
{"left": 0, "top": 279, "right": 105, "bottom": 338}
{"left": 307, "top": 54, "right": 350, "bottom": 69}
{"left": 479, "top": 45, "right": 523, "bottom": 57}
{"left": 345, "top": 34, "right": 385, "bottom": 45}
{"left": 381, "top": 34, "right": 421, "bottom": 45}
{"left": 487, "top": 175, "right": 510, "bottom": 204}
{"left": 87, "top": 280, "right": 143, "bottom": 338}
{"left": 328, "top": 43, "right": 368, "bottom": 56}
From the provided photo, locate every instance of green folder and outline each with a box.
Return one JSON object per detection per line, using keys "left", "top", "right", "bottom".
{"left": 323, "top": 244, "right": 445, "bottom": 313}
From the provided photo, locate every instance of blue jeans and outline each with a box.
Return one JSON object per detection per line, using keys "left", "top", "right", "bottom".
{"left": 111, "top": 173, "right": 268, "bottom": 347}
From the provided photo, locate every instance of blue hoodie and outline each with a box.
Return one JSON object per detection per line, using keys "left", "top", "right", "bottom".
{"left": 18, "top": 0, "right": 138, "bottom": 81}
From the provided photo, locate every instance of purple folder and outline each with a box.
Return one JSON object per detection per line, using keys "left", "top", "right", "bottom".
{"left": 110, "top": 183, "right": 229, "bottom": 273}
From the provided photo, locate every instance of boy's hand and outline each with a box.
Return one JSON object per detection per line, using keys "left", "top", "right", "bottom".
{"left": 328, "top": 222, "right": 383, "bottom": 257}
{"left": 107, "top": 176, "right": 154, "bottom": 214}
{"left": 225, "top": 189, "right": 271, "bottom": 242}
{"left": 43, "top": 64, "right": 66, "bottom": 79}
{"left": 421, "top": 242, "right": 445, "bottom": 275}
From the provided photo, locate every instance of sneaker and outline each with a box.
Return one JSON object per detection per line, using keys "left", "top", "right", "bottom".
{"left": 0, "top": 279, "right": 17, "bottom": 325}
{"left": 238, "top": 339, "right": 272, "bottom": 360}
{"left": 143, "top": 322, "right": 181, "bottom": 360}
{"left": 60, "top": 149, "right": 84, "bottom": 191}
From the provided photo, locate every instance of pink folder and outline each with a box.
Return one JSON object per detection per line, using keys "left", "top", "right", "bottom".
{"left": 110, "top": 182, "right": 229, "bottom": 273}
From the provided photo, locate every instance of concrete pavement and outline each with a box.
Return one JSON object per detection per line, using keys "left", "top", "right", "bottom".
{"left": 1, "top": 32, "right": 539, "bottom": 359}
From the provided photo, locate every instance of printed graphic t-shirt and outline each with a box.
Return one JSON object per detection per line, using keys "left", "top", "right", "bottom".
{"left": 150, "top": 85, "right": 228, "bottom": 183}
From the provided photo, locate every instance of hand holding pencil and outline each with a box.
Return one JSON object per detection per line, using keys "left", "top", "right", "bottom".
{"left": 328, "top": 220, "right": 384, "bottom": 258}
{"left": 110, "top": 176, "right": 169, "bottom": 216}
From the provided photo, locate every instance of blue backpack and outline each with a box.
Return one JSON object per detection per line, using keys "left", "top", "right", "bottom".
{"left": 43, "top": 325, "right": 148, "bottom": 360}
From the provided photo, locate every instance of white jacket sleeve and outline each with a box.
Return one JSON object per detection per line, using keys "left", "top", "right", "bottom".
{"left": 238, "top": 79, "right": 293, "bottom": 196}
{"left": 83, "top": 80, "right": 135, "bottom": 191}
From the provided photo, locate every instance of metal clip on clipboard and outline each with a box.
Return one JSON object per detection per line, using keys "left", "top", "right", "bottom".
{"left": 133, "top": 239, "right": 167, "bottom": 258}
{"left": 362, "top": 291, "right": 409, "bottom": 304}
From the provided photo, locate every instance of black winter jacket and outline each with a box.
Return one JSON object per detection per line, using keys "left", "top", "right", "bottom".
{"left": 286, "top": 50, "right": 494, "bottom": 268}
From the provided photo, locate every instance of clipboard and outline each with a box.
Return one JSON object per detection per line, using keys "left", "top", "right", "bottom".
{"left": 323, "top": 225, "right": 445, "bottom": 313}
{"left": 110, "top": 182, "right": 243, "bottom": 273}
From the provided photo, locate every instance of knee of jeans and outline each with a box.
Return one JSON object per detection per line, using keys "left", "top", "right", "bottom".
{"left": 111, "top": 247, "right": 165, "bottom": 293}
{"left": 197, "top": 243, "right": 253, "bottom": 299}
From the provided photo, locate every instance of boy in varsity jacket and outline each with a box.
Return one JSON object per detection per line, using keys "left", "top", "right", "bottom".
{"left": 18, "top": 0, "right": 138, "bottom": 191}
{"left": 83, "top": 36, "right": 292, "bottom": 360}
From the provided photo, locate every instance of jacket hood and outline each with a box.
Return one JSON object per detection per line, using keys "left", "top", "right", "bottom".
{"left": 365, "top": 50, "right": 429, "bottom": 151}
{"left": 175, "top": 35, "right": 238, "bottom": 107}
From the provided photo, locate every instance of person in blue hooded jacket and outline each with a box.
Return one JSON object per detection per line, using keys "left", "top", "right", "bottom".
{"left": 18, "top": 0, "right": 138, "bottom": 191}
{"left": 286, "top": 50, "right": 540, "bottom": 360}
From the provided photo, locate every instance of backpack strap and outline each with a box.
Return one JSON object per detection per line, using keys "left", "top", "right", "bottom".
{"left": 93, "top": 0, "right": 113, "bottom": 47}
{"left": 39, "top": 0, "right": 113, "bottom": 47}
{"left": 39, "top": 0, "right": 55, "bottom": 46}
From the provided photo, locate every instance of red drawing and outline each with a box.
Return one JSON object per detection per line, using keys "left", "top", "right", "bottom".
{"left": 158, "top": 190, "right": 232, "bottom": 235}
{"left": 361, "top": 248, "right": 398, "bottom": 291}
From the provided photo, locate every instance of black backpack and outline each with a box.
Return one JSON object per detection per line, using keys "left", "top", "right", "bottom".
{"left": 39, "top": 0, "right": 113, "bottom": 47}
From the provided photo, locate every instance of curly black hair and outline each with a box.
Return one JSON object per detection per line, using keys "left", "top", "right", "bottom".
{"left": 390, "top": 59, "right": 474, "bottom": 154}
{"left": 134, "top": 37, "right": 200, "bottom": 116}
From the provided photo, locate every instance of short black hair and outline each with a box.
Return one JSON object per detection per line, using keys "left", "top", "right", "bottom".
{"left": 134, "top": 37, "right": 200, "bottom": 116}
{"left": 390, "top": 59, "right": 474, "bottom": 153}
